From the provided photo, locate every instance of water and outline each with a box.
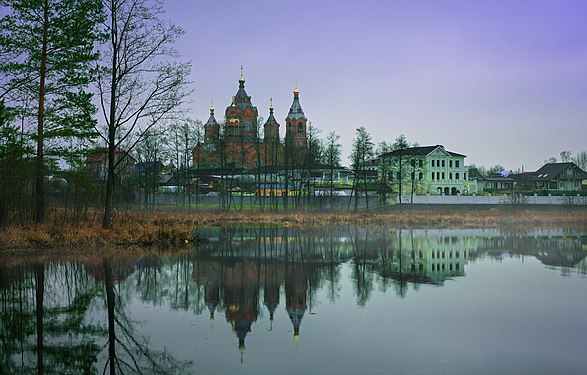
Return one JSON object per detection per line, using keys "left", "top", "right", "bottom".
{"left": 1, "top": 226, "right": 586, "bottom": 374}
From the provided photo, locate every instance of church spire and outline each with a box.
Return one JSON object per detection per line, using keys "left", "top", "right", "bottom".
{"left": 287, "top": 83, "right": 306, "bottom": 120}
{"left": 239, "top": 65, "right": 245, "bottom": 86}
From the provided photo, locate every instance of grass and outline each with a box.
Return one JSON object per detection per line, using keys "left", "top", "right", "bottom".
{"left": 1, "top": 206, "right": 586, "bottom": 250}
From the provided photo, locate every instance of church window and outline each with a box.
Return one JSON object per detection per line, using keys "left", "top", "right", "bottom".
{"left": 297, "top": 123, "right": 303, "bottom": 133}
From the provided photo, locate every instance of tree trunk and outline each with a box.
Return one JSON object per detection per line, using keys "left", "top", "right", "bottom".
{"left": 104, "top": 257, "right": 116, "bottom": 375}
{"left": 103, "top": 2, "right": 118, "bottom": 229}
{"left": 35, "top": 263, "right": 44, "bottom": 375}
{"left": 35, "top": 0, "right": 49, "bottom": 224}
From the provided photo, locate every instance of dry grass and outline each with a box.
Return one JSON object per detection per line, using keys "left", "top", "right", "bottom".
{"left": 1, "top": 206, "right": 586, "bottom": 251}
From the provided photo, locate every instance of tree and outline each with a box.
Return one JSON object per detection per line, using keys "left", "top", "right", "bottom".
{"left": 350, "top": 127, "right": 374, "bottom": 211}
{"left": 0, "top": 101, "right": 35, "bottom": 225}
{"left": 0, "top": 0, "right": 104, "bottom": 223}
{"left": 305, "top": 122, "right": 322, "bottom": 207}
{"left": 97, "top": 0, "right": 191, "bottom": 228}
{"left": 560, "top": 150, "right": 572, "bottom": 162}
{"left": 392, "top": 135, "right": 408, "bottom": 204}
{"left": 170, "top": 118, "right": 202, "bottom": 208}
{"left": 376, "top": 141, "right": 393, "bottom": 207}
{"left": 323, "top": 131, "right": 341, "bottom": 206}
{"left": 487, "top": 164, "right": 505, "bottom": 175}
{"left": 573, "top": 150, "right": 587, "bottom": 170}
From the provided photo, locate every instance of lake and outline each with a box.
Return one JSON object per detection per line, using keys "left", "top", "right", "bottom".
{"left": 1, "top": 226, "right": 586, "bottom": 374}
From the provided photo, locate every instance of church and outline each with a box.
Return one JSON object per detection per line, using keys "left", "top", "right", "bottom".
{"left": 192, "top": 71, "right": 309, "bottom": 170}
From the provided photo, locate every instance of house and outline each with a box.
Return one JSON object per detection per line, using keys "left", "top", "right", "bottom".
{"left": 378, "top": 145, "right": 475, "bottom": 196}
{"left": 86, "top": 146, "right": 136, "bottom": 183}
{"left": 530, "top": 162, "right": 586, "bottom": 192}
{"left": 470, "top": 170, "right": 515, "bottom": 193}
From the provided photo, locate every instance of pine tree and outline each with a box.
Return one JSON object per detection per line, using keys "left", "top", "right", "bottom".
{"left": 0, "top": 0, "right": 104, "bottom": 222}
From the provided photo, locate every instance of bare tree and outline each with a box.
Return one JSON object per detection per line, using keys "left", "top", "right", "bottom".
{"left": 323, "top": 131, "right": 341, "bottom": 208}
{"left": 97, "top": 0, "right": 191, "bottom": 228}
{"left": 350, "top": 127, "right": 374, "bottom": 211}
{"left": 574, "top": 150, "right": 587, "bottom": 170}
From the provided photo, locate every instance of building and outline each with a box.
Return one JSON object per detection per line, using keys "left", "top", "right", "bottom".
{"left": 86, "top": 146, "right": 136, "bottom": 183}
{"left": 378, "top": 145, "right": 474, "bottom": 196}
{"left": 192, "top": 72, "right": 309, "bottom": 170}
{"left": 530, "top": 162, "right": 586, "bottom": 192}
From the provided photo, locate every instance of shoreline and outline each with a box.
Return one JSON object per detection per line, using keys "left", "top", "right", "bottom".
{"left": 1, "top": 206, "right": 586, "bottom": 251}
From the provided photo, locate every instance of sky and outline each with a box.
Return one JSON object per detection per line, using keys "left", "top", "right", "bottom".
{"left": 164, "top": 0, "right": 587, "bottom": 171}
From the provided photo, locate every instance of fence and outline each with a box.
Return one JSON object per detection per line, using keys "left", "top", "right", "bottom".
{"left": 134, "top": 192, "right": 587, "bottom": 210}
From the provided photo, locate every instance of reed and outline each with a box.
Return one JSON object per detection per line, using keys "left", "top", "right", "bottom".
{"left": 1, "top": 206, "right": 585, "bottom": 250}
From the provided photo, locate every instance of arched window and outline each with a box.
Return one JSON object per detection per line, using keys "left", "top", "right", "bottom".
{"left": 297, "top": 123, "right": 303, "bottom": 133}
{"left": 455, "top": 172, "right": 460, "bottom": 180}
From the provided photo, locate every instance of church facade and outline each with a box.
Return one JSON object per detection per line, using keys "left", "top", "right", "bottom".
{"left": 192, "top": 73, "right": 309, "bottom": 170}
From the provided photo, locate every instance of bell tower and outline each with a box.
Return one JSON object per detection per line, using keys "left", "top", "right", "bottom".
{"left": 284, "top": 84, "right": 307, "bottom": 164}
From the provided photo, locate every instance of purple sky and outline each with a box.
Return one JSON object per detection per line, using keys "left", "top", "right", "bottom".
{"left": 165, "top": 0, "right": 587, "bottom": 171}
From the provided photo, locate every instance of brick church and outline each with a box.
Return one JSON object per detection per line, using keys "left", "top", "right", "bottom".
{"left": 192, "top": 72, "right": 309, "bottom": 169}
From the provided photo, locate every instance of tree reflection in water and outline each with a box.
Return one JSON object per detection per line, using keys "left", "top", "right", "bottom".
{"left": 0, "top": 225, "right": 585, "bottom": 371}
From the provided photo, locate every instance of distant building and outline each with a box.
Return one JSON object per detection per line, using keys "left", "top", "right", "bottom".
{"left": 530, "top": 162, "right": 586, "bottom": 191}
{"left": 86, "top": 146, "right": 136, "bottom": 183}
{"left": 378, "top": 145, "right": 475, "bottom": 196}
{"left": 192, "top": 72, "right": 309, "bottom": 170}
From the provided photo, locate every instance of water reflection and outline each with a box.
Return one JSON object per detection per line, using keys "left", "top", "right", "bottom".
{"left": 0, "top": 226, "right": 585, "bottom": 373}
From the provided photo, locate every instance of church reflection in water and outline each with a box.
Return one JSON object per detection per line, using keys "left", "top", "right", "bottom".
{"left": 190, "top": 226, "right": 587, "bottom": 353}
{"left": 1, "top": 225, "right": 585, "bottom": 367}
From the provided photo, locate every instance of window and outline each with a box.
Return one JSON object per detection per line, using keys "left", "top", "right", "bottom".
{"left": 419, "top": 172, "right": 423, "bottom": 180}
{"left": 442, "top": 172, "right": 445, "bottom": 179}
{"left": 449, "top": 173, "right": 453, "bottom": 180}
{"left": 464, "top": 172, "right": 467, "bottom": 180}
{"left": 455, "top": 172, "right": 460, "bottom": 180}
{"left": 431, "top": 172, "right": 434, "bottom": 180}
{"left": 410, "top": 159, "right": 415, "bottom": 167}
{"left": 449, "top": 160, "right": 453, "bottom": 168}
{"left": 442, "top": 160, "right": 445, "bottom": 167}
{"left": 297, "top": 123, "right": 303, "bottom": 133}
{"left": 419, "top": 160, "right": 423, "bottom": 168}
{"left": 411, "top": 172, "right": 415, "bottom": 180}
{"left": 432, "top": 160, "right": 435, "bottom": 167}
{"left": 456, "top": 160, "right": 460, "bottom": 168}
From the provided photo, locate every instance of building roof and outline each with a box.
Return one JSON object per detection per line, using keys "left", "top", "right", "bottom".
{"left": 233, "top": 76, "right": 255, "bottom": 111}
{"left": 205, "top": 106, "right": 218, "bottom": 127}
{"left": 379, "top": 145, "right": 466, "bottom": 158}
{"left": 86, "top": 146, "right": 135, "bottom": 163}
{"left": 531, "top": 162, "right": 585, "bottom": 181}
{"left": 264, "top": 101, "right": 279, "bottom": 126}
{"left": 287, "top": 88, "right": 306, "bottom": 120}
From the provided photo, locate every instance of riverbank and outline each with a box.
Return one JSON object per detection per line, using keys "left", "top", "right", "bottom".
{"left": 1, "top": 206, "right": 586, "bottom": 250}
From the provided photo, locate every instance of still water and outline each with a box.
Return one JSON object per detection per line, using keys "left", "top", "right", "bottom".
{"left": 1, "top": 226, "right": 586, "bottom": 374}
